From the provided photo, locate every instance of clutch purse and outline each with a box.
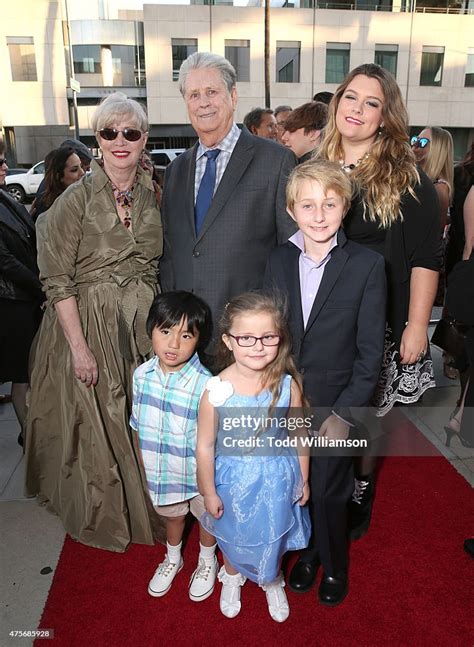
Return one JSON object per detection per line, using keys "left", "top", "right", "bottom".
{"left": 431, "top": 318, "right": 467, "bottom": 358}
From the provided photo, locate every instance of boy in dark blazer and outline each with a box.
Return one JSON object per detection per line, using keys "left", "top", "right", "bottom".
{"left": 264, "top": 159, "right": 386, "bottom": 605}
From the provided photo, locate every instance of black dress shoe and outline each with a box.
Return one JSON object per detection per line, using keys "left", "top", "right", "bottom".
{"left": 288, "top": 558, "right": 320, "bottom": 593}
{"left": 464, "top": 538, "right": 474, "bottom": 558}
{"left": 318, "top": 572, "right": 348, "bottom": 606}
{"left": 349, "top": 474, "right": 375, "bottom": 541}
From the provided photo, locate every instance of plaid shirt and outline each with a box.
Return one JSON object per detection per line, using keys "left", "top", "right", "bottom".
{"left": 194, "top": 122, "right": 241, "bottom": 202}
{"left": 130, "top": 353, "right": 212, "bottom": 506}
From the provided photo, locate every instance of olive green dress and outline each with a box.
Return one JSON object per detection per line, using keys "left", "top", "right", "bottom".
{"left": 25, "top": 161, "right": 164, "bottom": 552}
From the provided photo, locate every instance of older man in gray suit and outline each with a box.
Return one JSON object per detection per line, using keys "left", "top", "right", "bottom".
{"left": 160, "top": 52, "right": 296, "bottom": 345}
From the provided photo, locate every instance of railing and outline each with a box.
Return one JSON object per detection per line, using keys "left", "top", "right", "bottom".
{"left": 414, "top": 4, "right": 473, "bottom": 12}
{"left": 274, "top": 0, "right": 474, "bottom": 11}
{"left": 314, "top": 2, "right": 391, "bottom": 8}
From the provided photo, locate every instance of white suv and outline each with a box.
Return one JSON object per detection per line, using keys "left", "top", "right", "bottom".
{"left": 150, "top": 149, "right": 185, "bottom": 168}
{"left": 5, "top": 161, "right": 45, "bottom": 202}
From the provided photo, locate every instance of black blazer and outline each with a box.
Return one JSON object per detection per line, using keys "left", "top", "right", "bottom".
{"left": 160, "top": 126, "right": 296, "bottom": 329}
{"left": 0, "top": 188, "right": 42, "bottom": 301}
{"left": 264, "top": 230, "right": 387, "bottom": 410}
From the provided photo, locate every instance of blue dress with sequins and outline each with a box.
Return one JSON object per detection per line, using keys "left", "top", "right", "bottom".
{"left": 201, "top": 374, "right": 311, "bottom": 585}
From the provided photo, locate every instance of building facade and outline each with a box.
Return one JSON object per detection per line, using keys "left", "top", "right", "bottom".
{"left": 0, "top": 0, "right": 472, "bottom": 164}
{"left": 143, "top": 3, "right": 474, "bottom": 156}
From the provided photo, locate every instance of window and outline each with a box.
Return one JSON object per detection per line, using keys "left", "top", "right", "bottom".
{"left": 73, "top": 45, "right": 102, "bottom": 74}
{"left": 111, "top": 45, "right": 136, "bottom": 86}
{"left": 374, "top": 44, "right": 398, "bottom": 78}
{"left": 465, "top": 48, "right": 474, "bottom": 88}
{"left": 73, "top": 44, "right": 145, "bottom": 87}
{"left": 420, "top": 46, "right": 444, "bottom": 87}
{"left": 276, "top": 41, "right": 300, "bottom": 83}
{"left": 225, "top": 40, "right": 250, "bottom": 82}
{"left": 325, "top": 43, "right": 350, "bottom": 84}
{"left": 172, "top": 39, "right": 197, "bottom": 82}
{"left": 7, "top": 36, "right": 37, "bottom": 81}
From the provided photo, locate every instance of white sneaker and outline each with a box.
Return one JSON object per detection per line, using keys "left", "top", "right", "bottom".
{"left": 148, "top": 555, "right": 183, "bottom": 597}
{"left": 189, "top": 556, "right": 218, "bottom": 602}
{"left": 217, "top": 566, "right": 246, "bottom": 618}
{"left": 262, "top": 574, "right": 290, "bottom": 622}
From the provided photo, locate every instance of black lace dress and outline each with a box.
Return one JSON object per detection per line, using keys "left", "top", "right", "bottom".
{"left": 343, "top": 170, "right": 442, "bottom": 416}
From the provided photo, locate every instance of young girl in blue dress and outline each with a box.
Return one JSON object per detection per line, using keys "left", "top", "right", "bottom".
{"left": 197, "top": 293, "right": 311, "bottom": 623}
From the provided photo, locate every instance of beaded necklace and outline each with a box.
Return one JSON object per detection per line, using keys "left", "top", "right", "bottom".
{"left": 339, "top": 151, "right": 370, "bottom": 173}
{"left": 110, "top": 176, "right": 137, "bottom": 229}
{"left": 97, "top": 158, "right": 137, "bottom": 229}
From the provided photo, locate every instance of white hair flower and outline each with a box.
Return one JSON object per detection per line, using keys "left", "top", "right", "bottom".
{"left": 206, "top": 376, "right": 234, "bottom": 406}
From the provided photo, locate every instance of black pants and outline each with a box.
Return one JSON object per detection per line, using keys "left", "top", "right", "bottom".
{"left": 299, "top": 455, "right": 353, "bottom": 577}
{"left": 461, "top": 328, "right": 474, "bottom": 447}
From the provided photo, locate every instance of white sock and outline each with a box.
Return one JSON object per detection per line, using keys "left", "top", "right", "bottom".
{"left": 166, "top": 541, "right": 182, "bottom": 564}
{"left": 199, "top": 542, "right": 217, "bottom": 566}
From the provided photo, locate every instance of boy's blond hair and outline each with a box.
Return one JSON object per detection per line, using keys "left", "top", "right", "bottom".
{"left": 286, "top": 159, "right": 353, "bottom": 213}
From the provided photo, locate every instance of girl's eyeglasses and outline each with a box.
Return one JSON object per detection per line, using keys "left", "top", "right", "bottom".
{"left": 229, "top": 334, "right": 280, "bottom": 347}
{"left": 0, "top": 158, "right": 7, "bottom": 166}
{"left": 97, "top": 128, "right": 144, "bottom": 142}
{"left": 410, "top": 136, "right": 430, "bottom": 149}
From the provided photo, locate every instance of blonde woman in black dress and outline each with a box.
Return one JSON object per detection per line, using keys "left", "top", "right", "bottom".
{"left": 317, "top": 64, "right": 441, "bottom": 538}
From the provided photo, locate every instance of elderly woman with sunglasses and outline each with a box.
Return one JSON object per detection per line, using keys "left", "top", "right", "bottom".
{"left": 25, "top": 93, "right": 164, "bottom": 552}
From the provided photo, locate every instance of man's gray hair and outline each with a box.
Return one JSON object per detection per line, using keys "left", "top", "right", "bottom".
{"left": 274, "top": 105, "right": 293, "bottom": 117}
{"left": 178, "top": 52, "right": 237, "bottom": 97}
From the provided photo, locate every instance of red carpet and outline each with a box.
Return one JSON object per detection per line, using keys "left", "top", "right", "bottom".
{"left": 36, "top": 414, "right": 473, "bottom": 647}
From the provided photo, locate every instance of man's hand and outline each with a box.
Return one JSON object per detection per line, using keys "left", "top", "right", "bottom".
{"left": 318, "top": 414, "right": 350, "bottom": 441}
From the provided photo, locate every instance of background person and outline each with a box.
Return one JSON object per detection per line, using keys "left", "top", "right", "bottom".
{"left": 443, "top": 183, "right": 474, "bottom": 445}
{"left": 317, "top": 64, "right": 441, "bottom": 539}
{"left": 0, "top": 144, "right": 43, "bottom": 447}
{"left": 25, "top": 93, "right": 163, "bottom": 552}
{"left": 281, "top": 101, "right": 328, "bottom": 163}
{"left": 31, "top": 139, "right": 93, "bottom": 220}
{"left": 243, "top": 107, "right": 278, "bottom": 140}
{"left": 411, "top": 127, "right": 454, "bottom": 373}
{"left": 274, "top": 105, "right": 293, "bottom": 144}
{"left": 411, "top": 127, "right": 453, "bottom": 233}
{"left": 446, "top": 143, "right": 474, "bottom": 273}
{"left": 312, "top": 91, "right": 334, "bottom": 105}
{"left": 33, "top": 147, "right": 85, "bottom": 219}
{"left": 445, "top": 252, "right": 474, "bottom": 449}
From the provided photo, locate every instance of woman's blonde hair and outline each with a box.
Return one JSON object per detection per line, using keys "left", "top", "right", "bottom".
{"left": 286, "top": 159, "right": 353, "bottom": 213}
{"left": 318, "top": 63, "right": 419, "bottom": 228}
{"left": 91, "top": 92, "right": 148, "bottom": 133}
{"left": 216, "top": 292, "right": 304, "bottom": 411}
{"left": 421, "top": 126, "right": 454, "bottom": 201}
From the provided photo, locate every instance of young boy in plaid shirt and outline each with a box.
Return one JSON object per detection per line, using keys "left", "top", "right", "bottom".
{"left": 130, "top": 291, "right": 216, "bottom": 601}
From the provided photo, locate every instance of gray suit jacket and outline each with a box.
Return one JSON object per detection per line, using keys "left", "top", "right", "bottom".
{"left": 160, "top": 126, "right": 297, "bottom": 333}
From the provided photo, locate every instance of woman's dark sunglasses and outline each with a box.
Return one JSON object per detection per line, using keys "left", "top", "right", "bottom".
{"left": 410, "top": 136, "right": 430, "bottom": 149}
{"left": 98, "top": 128, "right": 144, "bottom": 142}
